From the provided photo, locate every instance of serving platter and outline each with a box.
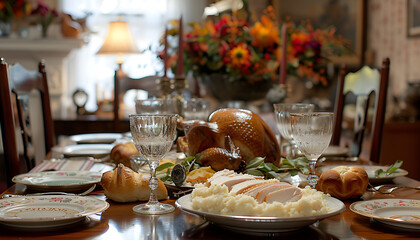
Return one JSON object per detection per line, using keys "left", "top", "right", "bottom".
{"left": 176, "top": 194, "right": 345, "bottom": 234}
{"left": 70, "top": 133, "right": 123, "bottom": 144}
{"left": 350, "top": 199, "right": 420, "bottom": 230}
{"left": 12, "top": 171, "right": 102, "bottom": 192}
{"left": 54, "top": 144, "right": 114, "bottom": 158}
{"left": 0, "top": 195, "right": 109, "bottom": 229}
{"left": 318, "top": 165, "right": 408, "bottom": 184}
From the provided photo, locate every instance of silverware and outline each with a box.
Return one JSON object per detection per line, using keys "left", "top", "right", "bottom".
{"left": 1, "top": 184, "right": 96, "bottom": 198}
{"left": 368, "top": 184, "right": 420, "bottom": 194}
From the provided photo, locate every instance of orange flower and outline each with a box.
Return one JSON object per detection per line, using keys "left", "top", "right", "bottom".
{"left": 229, "top": 44, "right": 250, "bottom": 67}
{"left": 250, "top": 15, "right": 279, "bottom": 48}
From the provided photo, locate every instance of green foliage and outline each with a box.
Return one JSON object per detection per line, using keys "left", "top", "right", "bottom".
{"left": 244, "top": 156, "right": 309, "bottom": 180}
{"left": 375, "top": 160, "right": 403, "bottom": 177}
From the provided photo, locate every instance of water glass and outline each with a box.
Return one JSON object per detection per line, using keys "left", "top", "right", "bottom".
{"left": 135, "top": 98, "right": 175, "bottom": 114}
{"left": 129, "top": 113, "right": 178, "bottom": 214}
{"left": 290, "top": 112, "right": 334, "bottom": 188}
{"left": 273, "top": 103, "right": 315, "bottom": 158}
{"left": 183, "top": 98, "right": 211, "bottom": 121}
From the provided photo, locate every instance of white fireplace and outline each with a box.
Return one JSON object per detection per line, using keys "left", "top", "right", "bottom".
{"left": 0, "top": 37, "right": 85, "bottom": 118}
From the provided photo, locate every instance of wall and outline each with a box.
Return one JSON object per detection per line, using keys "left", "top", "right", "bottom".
{"left": 367, "top": 0, "right": 420, "bottom": 108}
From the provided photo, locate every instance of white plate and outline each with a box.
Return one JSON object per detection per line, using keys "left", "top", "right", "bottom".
{"left": 175, "top": 194, "right": 345, "bottom": 234}
{"left": 350, "top": 199, "right": 420, "bottom": 230}
{"left": 54, "top": 144, "right": 114, "bottom": 158}
{"left": 12, "top": 171, "right": 102, "bottom": 192}
{"left": 322, "top": 145, "right": 349, "bottom": 157}
{"left": 70, "top": 133, "right": 123, "bottom": 144}
{"left": 0, "top": 195, "right": 108, "bottom": 229}
{"left": 318, "top": 165, "right": 408, "bottom": 184}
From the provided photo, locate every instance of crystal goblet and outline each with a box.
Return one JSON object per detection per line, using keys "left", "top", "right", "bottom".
{"left": 290, "top": 112, "right": 334, "bottom": 188}
{"left": 129, "top": 114, "right": 178, "bottom": 214}
{"left": 273, "top": 103, "right": 315, "bottom": 158}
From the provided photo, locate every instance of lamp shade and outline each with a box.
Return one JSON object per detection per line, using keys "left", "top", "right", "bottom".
{"left": 97, "top": 21, "right": 140, "bottom": 55}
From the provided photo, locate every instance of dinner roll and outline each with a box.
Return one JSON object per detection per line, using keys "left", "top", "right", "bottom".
{"left": 316, "top": 166, "right": 368, "bottom": 200}
{"left": 110, "top": 142, "right": 139, "bottom": 167}
{"left": 101, "top": 164, "right": 168, "bottom": 202}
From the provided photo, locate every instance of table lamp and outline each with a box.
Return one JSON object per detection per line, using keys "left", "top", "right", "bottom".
{"left": 96, "top": 20, "right": 140, "bottom": 66}
{"left": 96, "top": 20, "right": 140, "bottom": 130}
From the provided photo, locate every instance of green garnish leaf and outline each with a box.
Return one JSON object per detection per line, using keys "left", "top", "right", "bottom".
{"left": 243, "top": 156, "right": 309, "bottom": 180}
{"left": 156, "top": 162, "right": 175, "bottom": 172}
{"left": 244, "top": 169, "right": 265, "bottom": 176}
{"left": 246, "top": 157, "right": 265, "bottom": 169}
{"left": 375, "top": 160, "right": 403, "bottom": 177}
{"left": 264, "top": 163, "right": 278, "bottom": 172}
{"left": 386, "top": 160, "right": 403, "bottom": 174}
{"left": 289, "top": 169, "right": 299, "bottom": 176}
{"left": 375, "top": 169, "right": 386, "bottom": 177}
{"left": 266, "top": 171, "right": 283, "bottom": 180}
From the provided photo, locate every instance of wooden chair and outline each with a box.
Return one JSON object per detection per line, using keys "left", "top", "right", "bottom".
{"left": 113, "top": 68, "right": 160, "bottom": 131}
{"left": 0, "top": 58, "right": 20, "bottom": 189}
{"left": 0, "top": 58, "right": 55, "bottom": 186}
{"left": 332, "top": 58, "right": 390, "bottom": 163}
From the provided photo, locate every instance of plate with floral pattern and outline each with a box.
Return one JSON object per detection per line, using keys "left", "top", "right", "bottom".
{"left": 0, "top": 195, "right": 109, "bottom": 228}
{"left": 12, "top": 171, "right": 102, "bottom": 192}
{"left": 350, "top": 199, "right": 420, "bottom": 230}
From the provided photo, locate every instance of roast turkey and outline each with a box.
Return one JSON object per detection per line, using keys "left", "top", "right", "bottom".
{"left": 177, "top": 108, "right": 281, "bottom": 171}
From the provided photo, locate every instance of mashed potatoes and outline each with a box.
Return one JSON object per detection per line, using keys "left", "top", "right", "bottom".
{"left": 191, "top": 183, "right": 330, "bottom": 217}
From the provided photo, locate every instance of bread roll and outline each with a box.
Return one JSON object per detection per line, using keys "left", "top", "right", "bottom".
{"left": 316, "top": 166, "right": 368, "bottom": 200}
{"left": 110, "top": 142, "right": 139, "bottom": 167}
{"left": 101, "top": 163, "right": 168, "bottom": 202}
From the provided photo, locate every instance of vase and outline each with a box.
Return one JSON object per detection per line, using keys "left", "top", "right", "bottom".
{"left": 41, "top": 24, "right": 48, "bottom": 38}
{"left": 199, "top": 74, "right": 273, "bottom": 102}
{"left": 0, "top": 21, "right": 12, "bottom": 37}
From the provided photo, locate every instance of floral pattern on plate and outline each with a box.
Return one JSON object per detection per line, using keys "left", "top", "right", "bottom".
{"left": 0, "top": 195, "right": 109, "bottom": 228}
{"left": 350, "top": 199, "right": 420, "bottom": 229}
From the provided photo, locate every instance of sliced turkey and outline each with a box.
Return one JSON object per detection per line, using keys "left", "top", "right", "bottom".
{"left": 230, "top": 179, "right": 275, "bottom": 195}
{"left": 264, "top": 187, "right": 303, "bottom": 204}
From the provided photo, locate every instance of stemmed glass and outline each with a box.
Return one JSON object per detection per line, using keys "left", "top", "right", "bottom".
{"left": 129, "top": 114, "right": 178, "bottom": 214}
{"left": 273, "top": 103, "right": 315, "bottom": 158}
{"left": 290, "top": 112, "right": 334, "bottom": 188}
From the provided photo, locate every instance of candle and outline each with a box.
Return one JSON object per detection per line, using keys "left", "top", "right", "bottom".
{"left": 176, "top": 16, "right": 184, "bottom": 78}
{"left": 163, "top": 27, "right": 168, "bottom": 78}
{"left": 280, "top": 23, "right": 287, "bottom": 85}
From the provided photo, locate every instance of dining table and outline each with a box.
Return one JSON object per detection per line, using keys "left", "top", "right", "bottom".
{"left": 1, "top": 140, "right": 420, "bottom": 239}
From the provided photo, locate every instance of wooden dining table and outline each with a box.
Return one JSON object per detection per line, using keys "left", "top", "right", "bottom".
{"left": 1, "top": 174, "right": 420, "bottom": 239}
{"left": 1, "top": 153, "right": 420, "bottom": 239}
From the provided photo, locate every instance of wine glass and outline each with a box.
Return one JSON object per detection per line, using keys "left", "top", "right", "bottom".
{"left": 129, "top": 114, "right": 178, "bottom": 214}
{"left": 290, "top": 112, "right": 334, "bottom": 188}
{"left": 273, "top": 103, "right": 315, "bottom": 158}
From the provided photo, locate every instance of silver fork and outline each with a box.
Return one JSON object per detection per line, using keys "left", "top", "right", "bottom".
{"left": 1, "top": 184, "right": 96, "bottom": 198}
{"left": 369, "top": 184, "right": 420, "bottom": 194}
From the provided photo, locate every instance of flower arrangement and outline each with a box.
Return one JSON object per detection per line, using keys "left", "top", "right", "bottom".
{"left": 31, "top": 1, "right": 58, "bottom": 37}
{"left": 164, "top": 6, "right": 348, "bottom": 86}
{"left": 0, "top": 0, "right": 32, "bottom": 23}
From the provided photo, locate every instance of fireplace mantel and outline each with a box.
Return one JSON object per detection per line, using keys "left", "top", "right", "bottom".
{"left": 0, "top": 38, "right": 85, "bottom": 53}
{"left": 0, "top": 37, "right": 86, "bottom": 117}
